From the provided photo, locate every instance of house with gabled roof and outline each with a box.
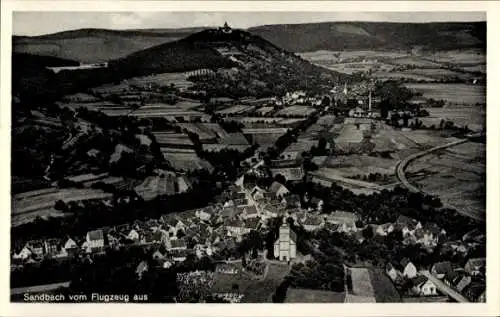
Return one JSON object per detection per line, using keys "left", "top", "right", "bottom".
{"left": 462, "top": 228, "right": 485, "bottom": 243}
{"left": 152, "top": 249, "right": 165, "bottom": 261}
{"left": 127, "top": 228, "right": 141, "bottom": 242}
{"left": 262, "top": 203, "right": 280, "bottom": 218}
{"left": 269, "top": 181, "right": 290, "bottom": 198}
{"left": 464, "top": 257, "right": 486, "bottom": 277}
{"left": 395, "top": 215, "right": 422, "bottom": 237}
{"left": 431, "top": 261, "right": 453, "bottom": 279}
{"left": 282, "top": 194, "right": 301, "bottom": 209}
{"left": 168, "top": 238, "right": 187, "bottom": 251}
{"left": 136, "top": 261, "right": 149, "bottom": 280}
{"left": 464, "top": 281, "right": 486, "bottom": 302}
{"left": 250, "top": 186, "right": 266, "bottom": 201}
{"left": 244, "top": 218, "right": 261, "bottom": 231}
{"left": 85, "top": 229, "right": 105, "bottom": 253}
{"left": 233, "top": 198, "right": 249, "bottom": 207}
{"left": 385, "top": 263, "right": 402, "bottom": 283}
{"left": 225, "top": 218, "right": 252, "bottom": 237}
{"left": 399, "top": 258, "right": 418, "bottom": 279}
{"left": 221, "top": 206, "right": 238, "bottom": 220}
{"left": 309, "top": 197, "right": 324, "bottom": 211}
{"left": 415, "top": 222, "right": 445, "bottom": 248}
{"left": 171, "top": 249, "right": 189, "bottom": 262}
{"left": 374, "top": 223, "right": 395, "bottom": 236}
{"left": 26, "top": 240, "right": 45, "bottom": 258}
{"left": 242, "top": 205, "right": 259, "bottom": 219}
{"left": 44, "top": 238, "right": 61, "bottom": 256}
{"left": 196, "top": 206, "right": 215, "bottom": 221}
{"left": 411, "top": 275, "right": 438, "bottom": 296}
{"left": 300, "top": 215, "right": 324, "bottom": 232}
{"left": 14, "top": 246, "right": 32, "bottom": 260}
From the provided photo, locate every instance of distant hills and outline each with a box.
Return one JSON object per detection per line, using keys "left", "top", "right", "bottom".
{"left": 249, "top": 22, "right": 486, "bottom": 52}
{"left": 13, "top": 28, "right": 203, "bottom": 64}
{"left": 13, "top": 22, "right": 486, "bottom": 64}
{"left": 12, "top": 27, "right": 340, "bottom": 101}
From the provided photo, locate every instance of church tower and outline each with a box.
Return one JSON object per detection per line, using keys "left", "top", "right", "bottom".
{"left": 273, "top": 218, "right": 297, "bottom": 262}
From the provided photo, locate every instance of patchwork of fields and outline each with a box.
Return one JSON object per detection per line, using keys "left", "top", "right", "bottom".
{"left": 405, "top": 83, "right": 486, "bottom": 105}
{"left": 406, "top": 141, "right": 486, "bottom": 219}
{"left": 12, "top": 188, "right": 113, "bottom": 227}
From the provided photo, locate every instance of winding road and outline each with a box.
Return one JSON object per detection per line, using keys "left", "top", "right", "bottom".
{"left": 394, "top": 136, "right": 484, "bottom": 221}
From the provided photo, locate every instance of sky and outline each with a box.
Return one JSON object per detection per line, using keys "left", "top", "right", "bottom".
{"left": 13, "top": 11, "right": 486, "bottom": 36}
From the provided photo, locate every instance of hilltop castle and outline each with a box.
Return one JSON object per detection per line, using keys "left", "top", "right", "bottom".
{"left": 219, "top": 22, "right": 233, "bottom": 34}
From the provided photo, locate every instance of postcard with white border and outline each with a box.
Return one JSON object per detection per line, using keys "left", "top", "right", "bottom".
{"left": 1, "top": 1, "right": 499, "bottom": 317}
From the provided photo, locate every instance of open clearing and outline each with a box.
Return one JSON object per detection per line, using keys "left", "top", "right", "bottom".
{"left": 161, "top": 150, "right": 213, "bottom": 172}
{"left": 12, "top": 188, "right": 113, "bottom": 226}
{"left": 324, "top": 154, "right": 398, "bottom": 178}
{"left": 216, "top": 105, "right": 256, "bottom": 115}
{"left": 285, "top": 288, "right": 345, "bottom": 303}
{"left": 406, "top": 141, "right": 485, "bottom": 219}
{"left": 425, "top": 107, "right": 485, "bottom": 128}
{"left": 134, "top": 175, "right": 177, "bottom": 200}
{"left": 276, "top": 106, "right": 316, "bottom": 117}
{"left": 178, "top": 123, "right": 229, "bottom": 141}
{"left": 212, "top": 262, "right": 290, "bottom": 303}
{"left": 406, "top": 83, "right": 485, "bottom": 105}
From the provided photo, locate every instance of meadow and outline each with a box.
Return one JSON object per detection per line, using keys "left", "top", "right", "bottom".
{"left": 405, "top": 83, "right": 486, "bottom": 105}
{"left": 406, "top": 141, "right": 485, "bottom": 220}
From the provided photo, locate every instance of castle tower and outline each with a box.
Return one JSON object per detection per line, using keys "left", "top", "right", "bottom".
{"left": 222, "top": 21, "right": 232, "bottom": 34}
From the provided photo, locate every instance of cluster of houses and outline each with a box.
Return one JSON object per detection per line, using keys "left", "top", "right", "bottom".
{"left": 281, "top": 91, "right": 323, "bottom": 107}
{"left": 386, "top": 256, "right": 486, "bottom": 302}
{"left": 6, "top": 181, "right": 301, "bottom": 267}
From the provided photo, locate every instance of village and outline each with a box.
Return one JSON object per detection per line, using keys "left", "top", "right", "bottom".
{"left": 10, "top": 19, "right": 487, "bottom": 304}
{"left": 11, "top": 79, "right": 485, "bottom": 303}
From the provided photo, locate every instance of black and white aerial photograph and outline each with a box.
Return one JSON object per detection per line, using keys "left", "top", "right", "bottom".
{"left": 8, "top": 8, "right": 490, "bottom": 306}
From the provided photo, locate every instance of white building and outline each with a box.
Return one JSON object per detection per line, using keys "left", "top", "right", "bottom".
{"left": 273, "top": 219, "right": 297, "bottom": 262}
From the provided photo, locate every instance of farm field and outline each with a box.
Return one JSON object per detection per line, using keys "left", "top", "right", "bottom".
{"left": 285, "top": 288, "right": 345, "bottom": 303}
{"left": 299, "top": 50, "right": 408, "bottom": 63}
{"left": 98, "top": 107, "right": 133, "bottom": 117}
{"left": 57, "top": 101, "right": 124, "bottom": 112}
{"left": 134, "top": 175, "right": 177, "bottom": 201}
{"left": 178, "top": 123, "right": 229, "bottom": 141}
{"left": 161, "top": 151, "right": 213, "bottom": 172}
{"left": 400, "top": 68, "right": 473, "bottom": 82}
{"left": 215, "top": 105, "right": 256, "bottom": 115}
{"left": 389, "top": 57, "right": 442, "bottom": 68}
{"left": 12, "top": 188, "right": 113, "bottom": 226}
{"left": 406, "top": 141, "right": 485, "bottom": 219}
{"left": 425, "top": 107, "right": 485, "bottom": 128}
{"left": 275, "top": 106, "right": 316, "bottom": 117}
{"left": 127, "top": 72, "right": 194, "bottom": 90}
{"left": 345, "top": 267, "right": 400, "bottom": 303}
{"left": 373, "top": 71, "right": 435, "bottom": 82}
{"left": 212, "top": 262, "right": 290, "bottom": 303}
{"left": 202, "top": 144, "right": 250, "bottom": 152}
{"left": 323, "top": 154, "right": 398, "bottom": 178}
{"left": 129, "top": 102, "right": 204, "bottom": 118}
{"left": 405, "top": 83, "right": 486, "bottom": 105}
{"left": 429, "top": 49, "right": 485, "bottom": 65}
{"left": 152, "top": 132, "right": 194, "bottom": 147}
{"left": 255, "top": 106, "right": 275, "bottom": 115}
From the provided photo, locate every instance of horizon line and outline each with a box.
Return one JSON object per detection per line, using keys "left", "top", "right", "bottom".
{"left": 12, "top": 19, "right": 486, "bottom": 37}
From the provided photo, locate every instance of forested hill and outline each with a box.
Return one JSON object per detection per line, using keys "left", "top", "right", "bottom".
{"left": 248, "top": 21, "right": 486, "bottom": 52}
{"left": 12, "top": 28, "right": 342, "bottom": 102}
